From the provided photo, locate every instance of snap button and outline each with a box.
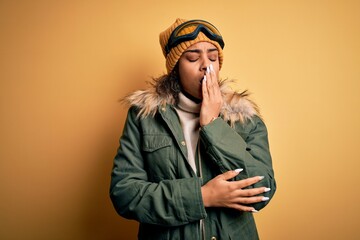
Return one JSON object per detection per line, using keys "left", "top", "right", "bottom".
{"left": 181, "top": 141, "right": 186, "bottom": 146}
{"left": 161, "top": 107, "right": 166, "bottom": 112}
{"left": 211, "top": 237, "right": 217, "bottom": 240}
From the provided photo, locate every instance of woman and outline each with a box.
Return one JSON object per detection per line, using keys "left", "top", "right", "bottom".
{"left": 110, "top": 18, "right": 276, "bottom": 240}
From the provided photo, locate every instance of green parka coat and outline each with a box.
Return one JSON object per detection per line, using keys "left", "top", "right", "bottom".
{"left": 110, "top": 79, "right": 276, "bottom": 240}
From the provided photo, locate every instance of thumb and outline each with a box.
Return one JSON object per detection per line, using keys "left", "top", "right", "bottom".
{"left": 220, "top": 169, "right": 243, "bottom": 181}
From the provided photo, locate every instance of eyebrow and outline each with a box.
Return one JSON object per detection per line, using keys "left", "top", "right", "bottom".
{"left": 183, "top": 48, "right": 218, "bottom": 54}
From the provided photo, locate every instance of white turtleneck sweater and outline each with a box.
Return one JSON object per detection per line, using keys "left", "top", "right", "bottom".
{"left": 175, "top": 92, "right": 201, "bottom": 174}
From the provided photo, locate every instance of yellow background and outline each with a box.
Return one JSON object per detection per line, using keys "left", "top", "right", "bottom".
{"left": 1, "top": 0, "right": 359, "bottom": 239}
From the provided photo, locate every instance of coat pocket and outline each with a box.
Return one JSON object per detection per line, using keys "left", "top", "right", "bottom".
{"left": 142, "top": 134, "right": 172, "bottom": 152}
{"left": 142, "top": 134, "right": 175, "bottom": 181}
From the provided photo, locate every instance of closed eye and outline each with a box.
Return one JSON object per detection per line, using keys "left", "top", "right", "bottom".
{"left": 208, "top": 52, "right": 218, "bottom": 62}
{"left": 188, "top": 58, "right": 199, "bottom": 62}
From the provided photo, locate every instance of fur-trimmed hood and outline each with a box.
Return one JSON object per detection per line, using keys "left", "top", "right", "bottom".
{"left": 123, "top": 78, "right": 260, "bottom": 126}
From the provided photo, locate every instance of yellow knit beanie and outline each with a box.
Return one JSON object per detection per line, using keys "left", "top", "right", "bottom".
{"left": 159, "top": 18, "right": 224, "bottom": 73}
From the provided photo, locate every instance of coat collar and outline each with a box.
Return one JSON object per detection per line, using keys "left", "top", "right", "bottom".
{"left": 123, "top": 78, "right": 260, "bottom": 126}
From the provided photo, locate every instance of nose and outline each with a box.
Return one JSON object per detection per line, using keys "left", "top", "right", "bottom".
{"left": 200, "top": 56, "right": 210, "bottom": 72}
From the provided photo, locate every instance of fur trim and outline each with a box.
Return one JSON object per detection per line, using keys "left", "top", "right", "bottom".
{"left": 122, "top": 78, "right": 260, "bottom": 126}
{"left": 219, "top": 79, "right": 260, "bottom": 126}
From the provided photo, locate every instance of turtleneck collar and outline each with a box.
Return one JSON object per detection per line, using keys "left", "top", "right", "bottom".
{"left": 177, "top": 92, "right": 201, "bottom": 114}
{"left": 181, "top": 89, "right": 202, "bottom": 104}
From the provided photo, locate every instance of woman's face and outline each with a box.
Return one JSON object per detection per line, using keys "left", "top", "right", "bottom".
{"left": 178, "top": 41, "right": 220, "bottom": 99}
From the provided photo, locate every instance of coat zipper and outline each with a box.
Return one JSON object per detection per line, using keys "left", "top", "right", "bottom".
{"left": 197, "top": 143, "right": 206, "bottom": 240}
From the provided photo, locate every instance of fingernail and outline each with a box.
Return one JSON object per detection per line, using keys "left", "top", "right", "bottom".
{"left": 234, "top": 168, "right": 243, "bottom": 173}
{"left": 251, "top": 209, "right": 259, "bottom": 213}
{"left": 209, "top": 64, "right": 214, "bottom": 72}
{"left": 264, "top": 188, "right": 271, "bottom": 192}
{"left": 262, "top": 197, "right": 270, "bottom": 201}
{"left": 203, "top": 75, "right": 207, "bottom": 82}
{"left": 206, "top": 66, "right": 210, "bottom": 73}
{"left": 258, "top": 176, "right": 265, "bottom": 180}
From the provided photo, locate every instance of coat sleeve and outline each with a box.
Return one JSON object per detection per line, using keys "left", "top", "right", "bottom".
{"left": 199, "top": 116, "right": 276, "bottom": 211}
{"left": 110, "top": 107, "right": 207, "bottom": 226}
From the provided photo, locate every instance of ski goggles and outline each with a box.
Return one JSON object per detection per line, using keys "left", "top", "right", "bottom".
{"left": 164, "top": 19, "right": 225, "bottom": 55}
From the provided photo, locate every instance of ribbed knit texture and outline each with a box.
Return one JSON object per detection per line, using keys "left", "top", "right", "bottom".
{"left": 175, "top": 92, "right": 201, "bottom": 173}
{"left": 159, "top": 18, "right": 224, "bottom": 73}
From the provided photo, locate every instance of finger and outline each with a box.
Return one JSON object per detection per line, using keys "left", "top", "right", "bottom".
{"left": 209, "top": 64, "right": 217, "bottom": 83}
{"left": 202, "top": 75, "right": 208, "bottom": 98}
{"left": 234, "top": 187, "right": 269, "bottom": 197}
{"left": 235, "top": 176, "right": 265, "bottom": 189}
{"left": 210, "top": 64, "right": 220, "bottom": 85}
{"left": 208, "top": 64, "right": 221, "bottom": 98}
{"left": 227, "top": 203, "right": 257, "bottom": 212}
{"left": 219, "top": 169, "right": 243, "bottom": 181}
{"left": 206, "top": 66, "right": 215, "bottom": 93}
{"left": 233, "top": 195, "right": 269, "bottom": 205}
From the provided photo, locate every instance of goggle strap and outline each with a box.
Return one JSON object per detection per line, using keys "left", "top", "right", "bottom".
{"left": 172, "top": 20, "right": 221, "bottom": 37}
{"left": 165, "top": 24, "right": 224, "bottom": 55}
